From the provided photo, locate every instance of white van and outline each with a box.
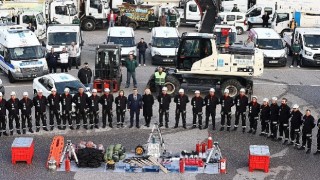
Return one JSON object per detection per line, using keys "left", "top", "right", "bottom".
{"left": 106, "top": 27, "right": 136, "bottom": 61}
{"left": 248, "top": 28, "right": 287, "bottom": 66}
{"left": 221, "top": 0, "right": 248, "bottom": 12}
{"left": 150, "top": 27, "right": 179, "bottom": 65}
{"left": 246, "top": 5, "right": 274, "bottom": 28}
{"left": 218, "top": 12, "right": 248, "bottom": 35}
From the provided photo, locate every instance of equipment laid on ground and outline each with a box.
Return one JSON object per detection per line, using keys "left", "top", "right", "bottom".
{"left": 11, "top": 137, "right": 34, "bottom": 165}
{"left": 147, "top": 32, "right": 264, "bottom": 98}
{"left": 47, "top": 136, "right": 65, "bottom": 168}
{"left": 104, "top": 144, "right": 126, "bottom": 163}
{"left": 146, "top": 123, "right": 166, "bottom": 158}
{"left": 93, "top": 44, "right": 122, "bottom": 93}
{"left": 60, "top": 140, "right": 79, "bottom": 166}
{"left": 249, "top": 145, "right": 270, "bottom": 173}
{"left": 135, "top": 145, "right": 145, "bottom": 155}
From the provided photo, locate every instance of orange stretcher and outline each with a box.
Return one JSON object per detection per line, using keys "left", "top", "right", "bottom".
{"left": 46, "top": 136, "right": 65, "bottom": 168}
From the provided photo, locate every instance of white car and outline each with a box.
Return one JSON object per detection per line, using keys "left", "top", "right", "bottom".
{"left": 33, "top": 73, "right": 90, "bottom": 97}
{"left": 218, "top": 12, "right": 248, "bottom": 35}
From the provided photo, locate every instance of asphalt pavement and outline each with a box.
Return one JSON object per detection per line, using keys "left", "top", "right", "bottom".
{"left": 1, "top": 25, "right": 320, "bottom": 180}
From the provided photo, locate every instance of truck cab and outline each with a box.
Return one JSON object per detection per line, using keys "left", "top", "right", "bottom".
{"left": 177, "top": 0, "right": 201, "bottom": 24}
{"left": 150, "top": 27, "right": 179, "bottom": 65}
{"left": 46, "top": 0, "right": 78, "bottom": 24}
{"left": 246, "top": 5, "right": 274, "bottom": 28}
{"left": 0, "top": 25, "right": 48, "bottom": 83}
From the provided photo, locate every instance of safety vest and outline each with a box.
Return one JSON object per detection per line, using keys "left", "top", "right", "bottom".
{"left": 155, "top": 72, "right": 166, "bottom": 85}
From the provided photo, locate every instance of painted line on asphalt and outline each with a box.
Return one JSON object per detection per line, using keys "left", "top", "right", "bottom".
{"left": 254, "top": 82, "right": 320, "bottom": 86}
{"left": 4, "top": 84, "right": 32, "bottom": 88}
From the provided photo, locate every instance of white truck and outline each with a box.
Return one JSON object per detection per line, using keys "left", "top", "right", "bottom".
{"left": 283, "top": 28, "right": 320, "bottom": 67}
{"left": 45, "top": 24, "right": 84, "bottom": 65}
{"left": 0, "top": 24, "right": 48, "bottom": 83}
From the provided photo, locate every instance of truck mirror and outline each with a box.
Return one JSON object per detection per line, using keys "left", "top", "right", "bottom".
{"left": 80, "top": 40, "right": 84, "bottom": 46}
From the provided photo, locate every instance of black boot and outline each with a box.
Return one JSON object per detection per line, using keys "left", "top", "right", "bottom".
{"left": 10, "top": 131, "right": 13, "bottom": 135}
{"left": 22, "top": 129, "right": 26, "bottom": 134}
{"left": 174, "top": 124, "right": 178, "bottom": 128}
{"left": 117, "top": 124, "right": 120, "bottom": 128}
{"left": 227, "top": 127, "right": 230, "bottom": 132}
{"left": 50, "top": 126, "right": 54, "bottom": 131}
{"left": 17, "top": 130, "right": 21, "bottom": 134}
{"left": 28, "top": 128, "right": 33, "bottom": 133}
{"left": 43, "top": 127, "right": 49, "bottom": 131}
{"left": 109, "top": 123, "right": 113, "bottom": 128}
{"left": 70, "top": 126, "right": 74, "bottom": 130}
{"left": 199, "top": 125, "right": 202, "bottom": 130}
{"left": 298, "top": 146, "right": 305, "bottom": 150}
{"left": 287, "top": 142, "right": 294, "bottom": 146}
{"left": 282, "top": 140, "right": 288, "bottom": 145}
{"left": 36, "top": 128, "right": 40, "bottom": 132}
{"left": 313, "top": 151, "right": 320, "bottom": 155}
{"left": 95, "top": 125, "right": 99, "bottom": 129}
{"left": 220, "top": 127, "right": 224, "bottom": 131}
{"left": 252, "top": 130, "right": 256, "bottom": 134}
{"left": 3, "top": 132, "right": 8, "bottom": 136}
{"left": 247, "top": 129, "right": 253, "bottom": 133}
{"left": 306, "top": 149, "right": 311, "bottom": 154}
{"left": 102, "top": 124, "right": 106, "bottom": 128}
{"left": 191, "top": 125, "right": 197, "bottom": 129}
{"left": 159, "top": 123, "right": 163, "bottom": 127}
{"left": 129, "top": 124, "right": 133, "bottom": 128}
{"left": 242, "top": 128, "right": 245, "bottom": 133}
{"left": 165, "top": 123, "right": 169, "bottom": 128}
{"left": 83, "top": 125, "right": 88, "bottom": 130}
{"left": 0, "top": 132, "right": 2, "bottom": 137}
{"left": 233, "top": 127, "right": 238, "bottom": 131}
{"left": 76, "top": 125, "right": 80, "bottom": 129}
{"left": 203, "top": 125, "right": 208, "bottom": 129}
{"left": 121, "top": 123, "right": 124, "bottom": 128}
{"left": 183, "top": 124, "right": 187, "bottom": 129}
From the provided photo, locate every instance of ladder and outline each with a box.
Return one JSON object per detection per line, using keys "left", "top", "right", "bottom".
{"left": 147, "top": 123, "right": 166, "bottom": 155}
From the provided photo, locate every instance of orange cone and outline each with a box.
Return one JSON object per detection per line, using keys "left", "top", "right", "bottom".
{"left": 225, "top": 36, "right": 230, "bottom": 48}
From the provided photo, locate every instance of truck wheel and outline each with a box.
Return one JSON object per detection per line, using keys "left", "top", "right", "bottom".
{"left": 280, "top": 29, "right": 290, "bottom": 38}
{"left": 165, "top": 75, "right": 180, "bottom": 96}
{"left": 221, "top": 79, "right": 243, "bottom": 98}
{"left": 8, "top": 72, "right": 15, "bottom": 83}
{"left": 236, "top": 27, "right": 244, "bottom": 35}
{"left": 82, "top": 19, "right": 95, "bottom": 31}
{"left": 128, "top": 22, "right": 137, "bottom": 30}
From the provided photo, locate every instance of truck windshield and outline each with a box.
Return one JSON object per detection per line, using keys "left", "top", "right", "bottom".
{"left": 48, "top": 32, "right": 77, "bottom": 45}
{"left": 8, "top": 46, "right": 44, "bottom": 61}
{"left": 55, "top": 80, "right": 87, "bottom": 94}
{"left": 107, "top": 37, "right": 135, "bottom": 47}
{"left": 152, "top": 37, "right": 179, "bottom": 48}
{"left": 304, "top": 35, "right": 320, "bottom": 48}
{"left": 257, "top": 39, "right": 284, "bottom": 50}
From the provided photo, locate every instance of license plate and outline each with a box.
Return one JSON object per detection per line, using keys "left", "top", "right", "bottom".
{"left": 164, "top": 59, "right": 172, "bottom": 62}
{"left": 317, "top": 61, "right": 320, "bottom": 64}
{"left": 269, "top": 61, "right": 278, "bottom": 63}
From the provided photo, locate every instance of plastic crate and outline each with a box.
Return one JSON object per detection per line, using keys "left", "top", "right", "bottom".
{"left": 11, "top": 137, "right": 34, "bottom": 164}
{"left": 248, "top": 145, "right": 270, "bottom": 173}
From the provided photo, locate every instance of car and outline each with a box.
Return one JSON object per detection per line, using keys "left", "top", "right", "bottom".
{"left": 218, "top": 12, "right": 248, "bottom": 35}
{"left": 33, "top": 73, "right": 91, "bottom": 97}
{"left": 0, "top": 79, "right": 5, "bottom": 95}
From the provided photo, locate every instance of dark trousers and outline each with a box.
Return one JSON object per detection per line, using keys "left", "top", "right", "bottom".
{"left": 205, "top": 110, "right": 216, "bottom": 128}
{"left": 9, "top": 114, "right": 20, "bottom": 131}
{"left": 290, "top": 128, "right": 301, "bottom": 145}
{"left": 159, "top": 109, "right": 169, "bottom": 125}
{"left": 116, "top": 109, "right": 125, "bottom": 124}
{"left": 138, "top": 51, "right": 146, "bottom": 64}
{"left": 270, "top": 121, "right": 278, "bottom": 138}
{"left": 89, "top": 110, "right": 99, "bottom": 126}
{"left": 262, "top": 22, "right": 268, "bottom": 28}
{"left": 235, "top": 111, "right": 246, "bottom": 129}
{"left": 61, "top": 110, "right": 72, "bottom": 127}
{"left": 69, "top": 57, "right": 78, "bottom": 69}
{"left": 148, "top": 21, "right": 155, "bottom": 30}
{"left": 170, "top": 21, "right": 176, "bottom": 27}
{"left": 261, "top": 119, "right": 270, "bottom": 133}
{"left": 279, "top": 123, "right": 289, "bottom": 140}
{"left": 0, "top": 115, "right": 6, "bottom": 132}
{"left": 102, "top": 108, "right": 112, "bottom": 125}
{"left": 130, "top": 110, "right": 140, "bottom": 126}
{"left": 126, "top": 71, "right": 137, "bottom": 87}
{"left": 21, "top": 114, "right": 32, "bottom": 130}
{"left": 302, "top": 131, "right": 312, "bottom": 149}
{"left": 144, "top": 115, "right": 151, "bottom": 125}
{"left": 49, "top": 109, "right": 60, "bottom": 127}
{"left": 175, "top": 109, "right": 186, "bottom": 126}
{"left": 61, "top": 63, "right": 68, "bottom": 72}
{"left": 249, "top": 116, "right": 259, "bottom": 130}
{"left": 193, "top": 112, "right": 203, "bottom": 126}
{"left": 221, "top": 111, "right": 231, "bottom": 127}
{"left": 76, "top": 110, "right": 87, "bottom": 127}
{"left": 292, "top": 54, "right": 300, "bottom": 66}
{"left": 35, "top": 112, "right": 47, "bottom": 129}
{"left": 317, "top": 133, "right": 320, "bottom": 151}
{"left": 49, "top": 65, "right": 57, "bottom": 73}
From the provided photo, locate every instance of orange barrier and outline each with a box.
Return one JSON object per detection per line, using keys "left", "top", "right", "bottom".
{"left": 46, "top": 136, "right": 65, "bottom": 168}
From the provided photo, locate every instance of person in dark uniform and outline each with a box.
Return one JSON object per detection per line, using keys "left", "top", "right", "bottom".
{"left": 46, "top": 48, "right": 58, "bottom": 73}
{"left": 78, "top": 62, "right": 93, "bottom": 87}
{"left": 33, "top": 89, "right": 49, "bottom": 132}
{"left": 288, "top": 104, "right": 303, "bottom": 147}
{"left": 231, "top": 4, "right": 240, "bottom": 12}
{"left": 270, "top": 97, "right": 279, "bottom": 140}
{"left": 73, "top": 87, "right": 89, "bottom": 129}
{"left": 233, "top": 88, "right": 248, "bottom": 132}
{"left": 88, "top": 89, "right": 100, "bottom": 129}
{"left": 115, "top": 90, "right": 127, "bottom": 128}
{"left": 298, "top": 109, "right": 316, "bottom": 154}
{"left": 278, "top": 98, "right": 291, "bottom": 144}
{"left": 19, "top": 92, "right": 34, "bottom": 134}
{"left": 148, "top": 12, "right": 156, "bottom": 31}
{"left": 247, "top": 96, "right": 260, "bottom": 134}
{"left": 0, "top": 92, "right": 8, "bottom": 136}
{"left": 191, "top": 90, "right": 204, "bottom": 129}
{"left": 260, "top": 98, "right": 270, "bottom": 136}
{"left": 157, "top": 87, "right": 171, "bottom": 128}
{"left": 262, "top": 12, "right": 270, "bottom": 28}
{"left": 169, "top": 9, "right": 177, "bottom": 27}
{"left": 6, "top": 92, "right": 20, "bottom": 135}
{"left": 314, "top": 118, "right": 320, "bottom": 155}
{"left": 220, "top": 89, "right": 234, "bottom": 131}
{"left": 47, "top": 88, "right": 61, "bottom": 130}
{"left": 60, "top": 88, "right": 74, "bottom": 130}
{"left": 99, "top": 88, "right": 114, "bottom": 128}
{"left": 120, "top": 13, "right": 128, "bottom": 26}
{"left": 127, "top": 88, "right": 143, "bottom": 128}
{"left": 174, "top": 88, "right": 189, "bottom": 129}
{"left": 204, "top": 88, "right": 219, "bottom": 130}
{"left": 142, "top": 88, "right": 154, "bottom": 127}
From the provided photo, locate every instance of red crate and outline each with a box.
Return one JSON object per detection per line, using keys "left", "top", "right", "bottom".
{"left": 12, "top": 139, "right": 34, "bottom": 164}
{"left": 249, "top": 154, "right": 269, "bottom": 173}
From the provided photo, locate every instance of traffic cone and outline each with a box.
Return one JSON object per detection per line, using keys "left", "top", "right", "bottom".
{"left": 225, "top": 36, "right": 230, "bottom": 48}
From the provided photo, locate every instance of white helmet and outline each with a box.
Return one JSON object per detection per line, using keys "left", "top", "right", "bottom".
{"left": 38, "top": 89, "right": 43, "bottom": 93}
{"left": 51, "top": 88, "right": 57, "bottom": 92}
{"left": 104, "top": 88, "right": 110, "bottom": 92}
{"left": 272, "top": 97, "right": 278, "bottom": 101}
{"left": 252, "top": 96, "right": 257, "bottom": 100}
{"left": 0, "top": 92, "right": 3, "bottom": 97}
{"left": 293, "top": 104, "right": 299, "bottom": 109}
{"left": 240, "top": 88, "right": 246, "bottom": 93}
{"left": 64, "top": 88, "right": 70, "bottom": 93}
{"left": 263, "top": 98, "right": 269, "bottom": 102}
{"left": 23, "top": 92, "right": 28, "bottom": 96}
{"left": 209, "top": 88, "right": 215, "bottom": 92}
{"left": 179, "top": 89, "right": 184, "bottom": 93}
{"left": 10, "top": 91, "right": 16, "bottom": 96}
{"left": 195, "top": 90, "right": 200, "bottom": 94}
{"left": 92, "top": 89, "right": 97, "bottom": 93}
{"left": 224, "top": 89, "right": 229, "bottom": 94}
{"left": 162, "top": 87, "right": 168, "bottom": 91}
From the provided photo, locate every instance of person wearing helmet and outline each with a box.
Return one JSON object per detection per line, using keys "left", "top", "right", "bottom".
{"left": 88, "top": 89, "right": 100, "bottom": 129}
{"left": 220, "top": 89, "right": 234, "bottom": 131}
{"left": 73, "top": 87, "right": 89, "bottom": 129}
{"left": 259, "top": 98, "right": 270, "bottom": 136}
{"left": 33, "top": 90, "right": 49, "bottom": 132}
{"left": 204, "top": 88, "right": 219, "bottom": 130}
{"left": 47, "top": 88, "right": 61, "bottom": 130}
{"left": 298, "top": 109, "right": 316, "bottom": 154}
{"left": 115, "top": 90, "right": 127, "bottom": 128}
{"left": 99, "top": 88, "right": 114, "bottom": 128}
{"left": 19, "top": 92, "right": 34, "bottom": 134}
{"left": 157, "top": 86, "right": 171, "bottom": 128}
{"left": 270, "top": 97, "right": 280, "bottom": 140}
{"left": 248, "top": 96, "right": 261, "bottom": 134}
{"left": 60, "top": 88, "right": 73, "bottom": 130}
{"left": 174, "top": 88, "right": 189, "bottom": 129}
{"left": 279, "top": 98, "right": 291, "bottom": 144}
{"left": 233, "top": 88, "right": 248, "bottom": 132}
{"left": 314, "top": 118, "right": 320, "bottom": 155}
{"left": 288, "top": 104, "right": 303, "bottom": 147}
{"left": 0, "top": 92, "right": 8, "bottom": 136}
{"left": 191, "top": 90, "right": 204, "bottom": 129}
{"left": 6, "top": 91, "right": 21, "bottom": 135}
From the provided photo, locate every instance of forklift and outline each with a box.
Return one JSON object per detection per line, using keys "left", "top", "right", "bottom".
{"left": 93, "top": 44, "right": 122, "bottom": 93}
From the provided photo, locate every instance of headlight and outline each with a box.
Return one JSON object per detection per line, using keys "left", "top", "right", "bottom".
{"left": 263, "top": 53, "right": 267, "bottom": 57}
{"left": 305, "top": 50, "right": 312, "bottom": 56}
{"left": 281, "top": 52, "right": 287, "bottom": 58}
{"left": 43, "top": 62, "right": 48, "bottom": 70}
{"left": 14, "top": 66, "right": 20, "bottom": 73}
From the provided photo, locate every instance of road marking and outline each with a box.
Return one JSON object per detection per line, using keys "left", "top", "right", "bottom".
{"left": 4, "top": 84, "right": 32, "bottom": 88}
{"left": 254, "top": 82, "right": 320, "bottom": 87}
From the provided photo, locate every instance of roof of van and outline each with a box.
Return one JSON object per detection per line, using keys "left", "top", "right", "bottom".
{"left": 152, "top": 27, "right": 179, "bottom": 37}
{"left": 250, "top": 28, "right": 280, "bottom": 39}
{"left": 107, "top": 26, "right": 134, "bottom": 37}
{"left": 218, "top": 12, "right": 246, "bottom": 16}
{"left": 295, "top": 28, "right": 320, "bottom": 35}
{"left": 47, "top": 25, "right": 80, "bottom": 33}
{"left": 0, "top": 25, "right": 40, "bottom": 48}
